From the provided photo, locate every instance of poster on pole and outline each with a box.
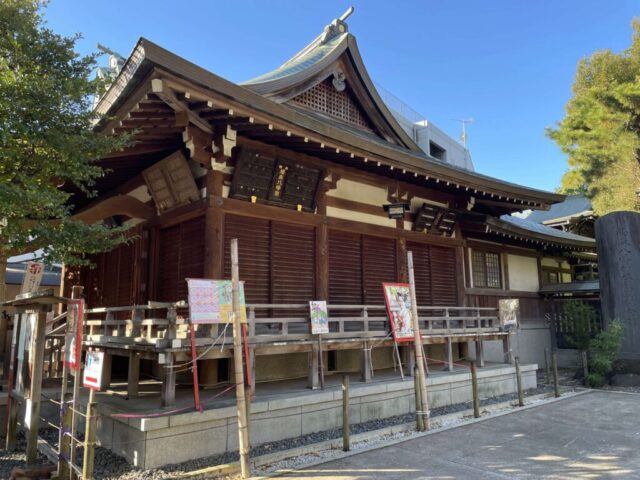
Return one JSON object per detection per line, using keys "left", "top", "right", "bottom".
{"left": 499, "top": 299, "right": 519, "bottom": 327}
{"left": 309, "top": 301, "right": 329, "bottom": 334}
{"left": 382, "top": 283, "right": 415, "bottom": 342}
{"left": 83, "top": 350, "right": 105, "bottom": 390}
{"left": 20, "top": 261, "right": 44, "bottom": 294}
{"left": 186, "top": 279, "right": 247, "bottom": 324}
{"left": 64, "top": 299, "right": 84, "bottom": 373}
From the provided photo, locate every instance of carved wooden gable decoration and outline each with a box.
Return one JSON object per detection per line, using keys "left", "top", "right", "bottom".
{"left": 291, "top": 76, "right": 375, "bottom": 132}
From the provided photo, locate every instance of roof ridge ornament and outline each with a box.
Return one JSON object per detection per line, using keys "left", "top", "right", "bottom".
{"left": 320, "top": 6, "right": 354, "bottom": 44}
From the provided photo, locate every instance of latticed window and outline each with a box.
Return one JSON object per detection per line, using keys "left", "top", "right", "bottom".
{"left": 471, "top": 250, "right": 502, "bottom": 289}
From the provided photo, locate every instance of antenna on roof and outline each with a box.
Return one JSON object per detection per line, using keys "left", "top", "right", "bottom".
{"left": 452, "top": 118, "right": 474, "bottom": 149}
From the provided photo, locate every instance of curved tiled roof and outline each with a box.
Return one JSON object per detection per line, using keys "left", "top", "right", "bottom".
{"left": 491, "top": 215, "right": 596, "bottom": 249}
{"left": 526, "top": 195, "right": 592, "bottom": 224}
{"left": 243, "top": 33, "right": 347, "bottom": 86}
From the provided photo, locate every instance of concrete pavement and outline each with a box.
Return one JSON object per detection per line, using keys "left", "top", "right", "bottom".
{"left": 271, "top": 390, "right": 640, "bottom": 479}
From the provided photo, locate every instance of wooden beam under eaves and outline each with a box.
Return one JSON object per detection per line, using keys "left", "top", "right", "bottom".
{"left": 151, "top": 78, "right": 213, "bottom": 134}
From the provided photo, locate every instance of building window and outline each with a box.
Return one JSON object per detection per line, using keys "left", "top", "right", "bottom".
{"left": 471, "top": 250, "right": 502, "bottom": 288}
{"left": 429, "top": 141, "right": 446, "bottom": 161}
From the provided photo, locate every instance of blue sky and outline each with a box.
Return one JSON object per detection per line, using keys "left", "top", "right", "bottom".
{"left": 44, "top": 1, "right": 638, "bottom": 192}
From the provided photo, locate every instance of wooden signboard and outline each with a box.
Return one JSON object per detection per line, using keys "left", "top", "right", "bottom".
{"left": 64, "top": 299, "right": 84, "bottom": 373}
{"left": 20, "top": 261, "right": 45, "bottom": 294}
{"left": 230, "top": 147, "right": 324, "bottom": 212}
{"left": 499, "top": 299, "right": 519, "bottom": 327}
{"left": 83, "top": 351, "right": 105, "bottom": 390}
{"left": 382, "top": 283, "right": 415, "bottom": 342}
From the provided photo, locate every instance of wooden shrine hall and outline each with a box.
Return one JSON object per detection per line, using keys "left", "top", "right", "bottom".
{"left": 42, "top": 9, "right": 596, "bottom": 443}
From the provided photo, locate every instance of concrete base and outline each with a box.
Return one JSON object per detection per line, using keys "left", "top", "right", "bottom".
{"left": 83, "top": 363, "right": 537, "bottom": 469}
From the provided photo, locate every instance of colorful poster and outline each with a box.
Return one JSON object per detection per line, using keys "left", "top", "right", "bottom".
{"left": 20, "top": 261, "right": 44, "bottom": 294}
{"left": 309, "top": 301, "right": 329, "bottom": 334}
{"left": 186, "top": 279, "right": 247, "bottom": 324}
{"left": 499, "top": 299, "right": 519, "bottom": 327}
{"left": 382, "top": 283, "right": 415, "bottom": 342}
{"left": 64, "top": 299, "right": 84, "bottom": 372}
{"left": 83, "top": 350, "right": 104, "bottom": 390}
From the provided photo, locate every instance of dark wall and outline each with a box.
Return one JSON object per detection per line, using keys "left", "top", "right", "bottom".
{"left": 595, "top": 211, "right": 640, "bottom": 359}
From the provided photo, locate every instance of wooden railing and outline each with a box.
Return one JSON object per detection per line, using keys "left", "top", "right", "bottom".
{"left": 82, "top": 302, "right": 501, "bottom": 349}
{"left": 44, "top": 311, "right": 67, "bottom": 378}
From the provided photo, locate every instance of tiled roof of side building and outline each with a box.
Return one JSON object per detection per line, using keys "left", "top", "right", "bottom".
{"left": 526, "top": 195, "right": 593, "bottom": 224}
{"left": 494, "top": 215, "right": 595, "bottom": 247}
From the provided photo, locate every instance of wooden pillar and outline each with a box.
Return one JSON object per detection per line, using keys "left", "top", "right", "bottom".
{"left": 308, "top": 345, "right": 319, "bottom": 389}
{"left": 26, "top": 311, "right": 47, "bottom": 465}
{"left": 100, "top": 351, "right": 112, "bottom": 390}
{"left": 397, "top": 238, "right": 408, "bottom": 283}
{"left": 503, "top": 335, "right": 513, "bottom": 364}
{"left": 161, "top": 352, "right": 176, "bottom": 407}
{"left": 0, "top": 255, "right": 7, "bottom": 357}
{"left": 127, "top": 351, "right": 140, "bottom": 399}
{"left": 361, "top": 341, "right": 372, "bottom": 383}
{"left": 446, "top": 337, "right": 454, "bottom": 372}
{"left": 475, "top": 339, "right": 485, "bottom": 367}
{"left": 315, "top": 222, "right": 329, "bottom": 301}
{"left": 402, "top": 344, "right": 415, "bottom": 376}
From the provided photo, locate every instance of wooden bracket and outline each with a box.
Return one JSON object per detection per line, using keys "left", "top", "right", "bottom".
{"left": 151, "top": 78, "right": 213, "bottom": 134}
{"left": 182, "top": 125, "right": 214, "bottom": 167}
{"left": 213, "top": 125, "right": 237, "bottom": 162}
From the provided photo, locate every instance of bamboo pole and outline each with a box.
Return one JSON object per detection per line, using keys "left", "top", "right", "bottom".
{"left": 407, "top": 251, "right": 430, "bottom": 430}
{"left": 342, "top": 375, "right": 350, "bottom": 451}
{"left": 230, "top": 239, "right": 250, "bottom": 478}
{"left": 82, "top": 389, "right": 97, "bottom": 480}
{"left": 471, "top": 361, "right": 480, "bottom": 418}
{"left": 26, "top": 311, "right": 47, "bottom": 465}
{"left": 69, "top": 286, "right": 83, "bottom": 479}
{"left": 413, "top": 366, "right": 424, "bottom": 431}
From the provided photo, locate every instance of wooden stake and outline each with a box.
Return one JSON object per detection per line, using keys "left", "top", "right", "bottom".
{"left": 342, "top": 375, "right": 350, "bottom": 451}
{"left": 413, "top": 366, "right": 424, "bottom": 431}
{"left": 5, "top": 314, "right": 19, "bottom": 450}
{"left": 407, "top": 251, "right": 430, "bottom": 430}
{"left": 26, "top": 311, "right": 47, "bottom": 466}
{"left": 552, "top": 351, "right": 561, "bottom": 398}
{"left": 581, "top": 350, "right": 589, "bottom": 384}
{"left": 230, "top": 239, "right": 250, "bottom": 478}
{"left": 318, "top": 334, "right": 325, "bottom": 390}
{"left": 69, "top": 287, "right": 84, "bottom": 478}
{"left": 544, "top": 347, "right": 551, "bottom": 384}
{"left": 82, "top": 389, "right": 97, "bottom": 480}
{"left": 515, "top": 356, "right": 524, "bottom": 407}
{"left": 471, "top": 361, "right": 480, "bottom": 418}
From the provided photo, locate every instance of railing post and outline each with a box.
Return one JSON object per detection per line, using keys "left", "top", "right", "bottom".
{"left": 104, "top": 311, "right": 113, "bottom": 337}
{"left": 127, "top": 351, "right": 140, "bottom": 399}
{"left": 475, "top": 339, "right": 485, "bottom": 368}
{"left": 362, "top": 306, "right": 369, "bottom": 333}
{"left": 361, "top": 340, "right": 372, "bottom": 383}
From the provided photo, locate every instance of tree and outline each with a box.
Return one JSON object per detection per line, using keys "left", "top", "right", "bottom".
{"left": 548, "top": 19, "right": 640, "bottom": 215}
{"left": 0, "top": 0, "right": 130, "bottom": 267}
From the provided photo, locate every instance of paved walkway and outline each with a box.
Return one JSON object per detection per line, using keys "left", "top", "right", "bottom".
{"left": 273, "top": 391, "right": 640, "bottom": 479}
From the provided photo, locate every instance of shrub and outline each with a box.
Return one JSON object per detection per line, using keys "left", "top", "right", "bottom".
{"left": 563, "top": 300, "right": 598, "bottom": 351}
{"left": 586, "top": 320, "right": 624, "bottom": 388}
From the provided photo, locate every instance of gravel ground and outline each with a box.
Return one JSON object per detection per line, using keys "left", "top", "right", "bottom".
{"left": 0, "top": 383, "right": 561, "bottom": 480}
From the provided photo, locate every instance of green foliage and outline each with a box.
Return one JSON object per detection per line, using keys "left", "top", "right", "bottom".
{"left": 563, "top": 300, "right": 598, "bottom": 351}
{"left": 0, "top": 0, "right": 130, "bottom": 265}
{"left": 548, "top": 19, "right": 640, "bottom": 215}
{"left": 586, "top": 320, "right": 624, "bottom": 387}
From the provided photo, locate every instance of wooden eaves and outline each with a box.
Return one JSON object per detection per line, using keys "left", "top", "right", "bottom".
{"left": 94, "top": 38, "right": 566, "bottom": 212}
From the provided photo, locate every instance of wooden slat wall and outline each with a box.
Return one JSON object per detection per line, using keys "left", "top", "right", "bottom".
{"left": 224, "top": 215, "right": 271, "bottom": 304}
{"left": 223, "top": 214, "right": 316, "bottom": 308}
{"left": 328, "top": 230, "right": 363, "bottom": 305}
{"left": 363, "top": 235, "right": 396, "bottom": 304}
{"left": 158, "top": 216, "right": 205, "bottom": 302}
{"left": 407, "top": 241, "right": 458, "bottom": 306}
{"left": 271, "top": 222, "right": 315, "bottom": 304}
{"left": 431, "top": 246, "right": 458, "bottom": 306}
